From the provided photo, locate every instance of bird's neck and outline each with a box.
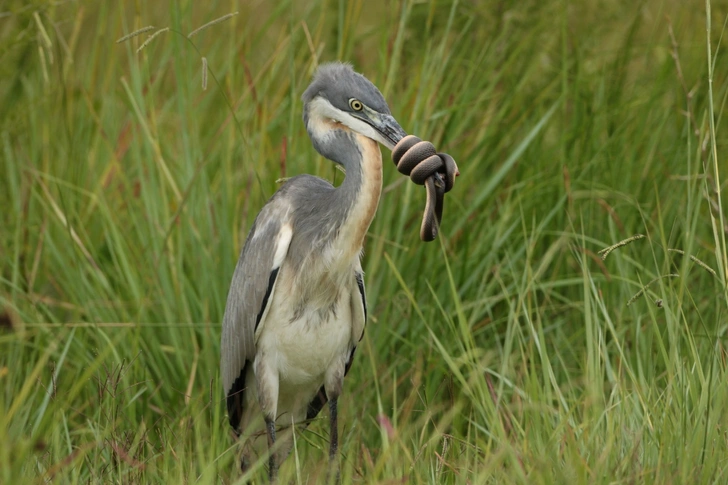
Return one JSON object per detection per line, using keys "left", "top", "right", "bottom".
{"left": 303, "top": 107, "right": 383, "bottom": 264}
{"left": 328, "top": 133, "right": 383, "bottom": 264}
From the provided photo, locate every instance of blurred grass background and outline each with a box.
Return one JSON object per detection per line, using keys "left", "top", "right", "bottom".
{"left": 1, "top": 0, "right": 728, "bottom": 483}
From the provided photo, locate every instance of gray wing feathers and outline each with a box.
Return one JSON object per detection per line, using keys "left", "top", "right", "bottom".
{"left": 221, "top": 200, "right": 290, "bottom": 395}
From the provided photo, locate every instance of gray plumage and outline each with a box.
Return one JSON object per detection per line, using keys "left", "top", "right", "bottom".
{"left": 220, "top": 62, "right": 406, "bottom": 481}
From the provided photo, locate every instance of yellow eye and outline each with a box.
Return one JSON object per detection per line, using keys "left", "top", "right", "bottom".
{"left": 349, "top": 99, "right": 363, "bottom": 111}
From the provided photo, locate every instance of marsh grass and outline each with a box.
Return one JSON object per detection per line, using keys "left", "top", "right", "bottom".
{"left": 1, "top": 1, "right": 728, "bottom": 483}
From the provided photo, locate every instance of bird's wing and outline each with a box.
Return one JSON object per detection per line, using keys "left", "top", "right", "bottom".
{"left": 221, "top": 198, "right": 293, "bottom": 432}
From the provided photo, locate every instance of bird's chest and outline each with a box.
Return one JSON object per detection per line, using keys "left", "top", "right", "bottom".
{"left": 259, "top": 265, "right": 355, "bottom": 386}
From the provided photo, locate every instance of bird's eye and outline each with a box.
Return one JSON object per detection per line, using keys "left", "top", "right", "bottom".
{"left": 349, "top": 99, "right": 363, "bottom": 111}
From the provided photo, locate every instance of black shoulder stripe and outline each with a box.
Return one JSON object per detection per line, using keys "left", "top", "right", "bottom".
{"left": 255, "top": 267, "right": 279, "bottom": 331}
{"left": 355, "top": 272, "right": 367, "bottom": 323}
{"left": 344, "top": 346, "right": 357, "bottom": 376}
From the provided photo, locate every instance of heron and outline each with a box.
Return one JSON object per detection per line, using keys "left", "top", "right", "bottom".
{"left": 220, "top": 62, "right": 408, "bottom": 482}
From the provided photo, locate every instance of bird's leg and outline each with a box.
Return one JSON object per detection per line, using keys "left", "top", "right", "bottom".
{"left": 329, "top": 397, "right": 338, "bottom": 460}
{"left": 327, "top": 397, "right": 340, "bottom": 484}
{"left": 324, "top": 358, "right": 344, "bottom": 485}
{"left": 265, "top": 417, "right": 278, "bottom": 483}
{"left": 255, "top": 356, "right": 279, "bottom": 484}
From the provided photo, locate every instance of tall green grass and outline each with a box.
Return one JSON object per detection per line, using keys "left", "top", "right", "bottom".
{"left": 1, "top": 0, "right": 727, "bottom": 483}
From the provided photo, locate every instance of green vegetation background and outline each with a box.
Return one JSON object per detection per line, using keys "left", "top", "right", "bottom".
{"left": 2, "top": 0, "right": 728, "bottom": 483}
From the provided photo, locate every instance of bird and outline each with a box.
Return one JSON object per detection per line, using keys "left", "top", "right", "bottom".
{"left": 220, "top": 62, "right": 408, "bottom": 482}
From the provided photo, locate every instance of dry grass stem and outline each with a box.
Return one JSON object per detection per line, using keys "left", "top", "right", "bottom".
{"left": 627, "top": 274, "right": 679, "bottom": 306}
{"left": 136, "top": 28, "right": 169, "bottom": 53}
{"left": 187, "top": 12, "right": 238, "bottom": 38}
{"left": 116, "top": 26, "right": 155, "bottom": 44}
{"left": 667, "top": 249, "right": 718, "bottom": 278}
{"left": 33, "top": 12, "right": 53, "bottom": 51}
{"left": 598, "top": 234, "right": 646, "bottom": 260}
{"left": 202, "top": 57, "right": 208, "bottom": 90}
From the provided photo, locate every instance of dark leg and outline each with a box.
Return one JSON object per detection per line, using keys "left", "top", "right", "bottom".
{"left": 327, "top": 397, "right": 340, "bottom": 484}
{"left": 329, "top": 397, "right": 338, "bottom": 460}
{"left": 266, "top": 418, "right": 278, "bottom": 484}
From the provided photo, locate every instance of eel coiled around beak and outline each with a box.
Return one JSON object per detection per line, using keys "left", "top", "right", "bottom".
{"left": 392, "top": 135, "right": 460, "bottom": 241}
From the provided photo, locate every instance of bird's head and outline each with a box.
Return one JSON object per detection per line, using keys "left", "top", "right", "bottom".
{"left": 302, "top": 63, "right": 407, "bottom": 160}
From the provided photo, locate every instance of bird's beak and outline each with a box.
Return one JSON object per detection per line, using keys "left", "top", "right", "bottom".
{"left": 359, "top": 108, "right": 407, "bottom": 150}
{"left": 375, "top": 114, "right": 408, "bottom": 150}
